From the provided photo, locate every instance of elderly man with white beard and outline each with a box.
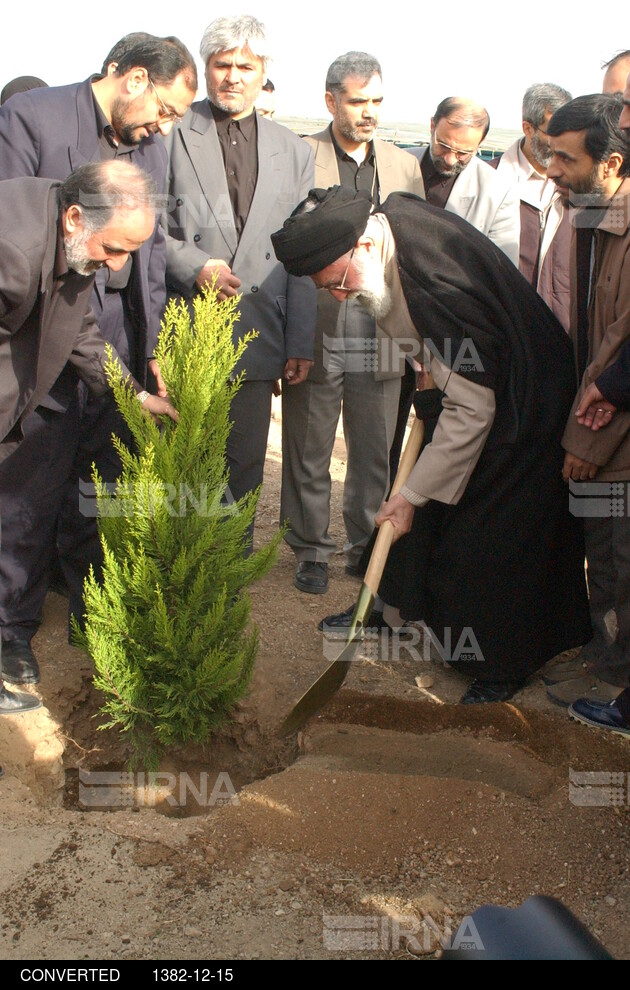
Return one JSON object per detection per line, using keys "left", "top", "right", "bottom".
{"left": 271, "top": 185, "right": 591, "bottom": 704}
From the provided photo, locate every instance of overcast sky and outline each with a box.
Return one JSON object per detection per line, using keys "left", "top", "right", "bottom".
{"left": 1, "top": 1, "right": 621, "bottom": 132}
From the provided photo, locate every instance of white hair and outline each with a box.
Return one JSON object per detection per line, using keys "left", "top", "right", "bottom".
{"left": 199, "top": 15, "right": 271, "bottom": 71}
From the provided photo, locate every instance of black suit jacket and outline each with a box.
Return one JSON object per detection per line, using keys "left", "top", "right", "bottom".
{"left": 0, "top": 178, "right": 134, "bottom": 454}
{"left": 0, "top": 77, "right": 168, "bottom": 384}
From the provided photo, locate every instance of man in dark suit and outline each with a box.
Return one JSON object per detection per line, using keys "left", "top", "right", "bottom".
{"left": 0, "top": 36, "right": 197, "bottom": 676}
{"left": 0, "top": 161, "right": 176, "bottom": 720}
{"left": 164, "top": 15, "right": 316, "bottom": 541}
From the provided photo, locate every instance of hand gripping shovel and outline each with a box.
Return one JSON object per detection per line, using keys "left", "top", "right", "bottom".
{"left": 278, "top": 413, "right": 425, "bottom": 737}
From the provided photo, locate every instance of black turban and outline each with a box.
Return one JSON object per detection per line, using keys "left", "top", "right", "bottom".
{"left": 271, "top": 185, "right": 372, "bottom": 277}
{"left": 1, "top": 76, "right": 48, "bottom": 105}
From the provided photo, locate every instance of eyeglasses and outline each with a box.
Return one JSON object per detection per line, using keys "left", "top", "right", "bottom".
{"left": 533, "top": 124, "right": 549, "bottom": 136}
{"left": 329, "top": 248, "right": 355, "bottom": 291}
{"left": 148, "top": 77, "right": 183, "bottom": 125}
{"left": 433, "top": 136, "right": 476, "bottom": 161}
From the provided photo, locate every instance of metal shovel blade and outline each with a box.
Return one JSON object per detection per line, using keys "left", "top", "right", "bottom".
{"left": 278, "top": 415, "right": 425, "bottom": 738}
{"left": 278, "top": 583, "right": 375, "bottom": 738}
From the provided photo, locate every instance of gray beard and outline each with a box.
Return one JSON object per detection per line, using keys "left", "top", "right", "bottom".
{"left": 429, "top": 147, "right": 467, "bottom": 177}
{"left": 64, "top": 229, "right": 102, "bottom": 277}
{"left": 530, "top": 133, "right": 552, "bottom": 168}
{"left": 210, "top": 88, "right": 255, "bottom": 116}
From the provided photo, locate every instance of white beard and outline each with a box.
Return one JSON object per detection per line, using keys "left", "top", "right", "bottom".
{"left": 356, "top": 285, "right": 393, "bottom": 320}
{"left": 355, "top": 256, "right": 392, "bottom": 319}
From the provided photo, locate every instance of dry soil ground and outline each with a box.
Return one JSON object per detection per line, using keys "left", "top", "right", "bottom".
{"left": 0, "top": 401, "right": 629, "bottom": 962}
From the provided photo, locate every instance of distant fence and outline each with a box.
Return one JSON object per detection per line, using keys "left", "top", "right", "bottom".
{"left": 392, "top": 139, "right": 502, "bottom": 161}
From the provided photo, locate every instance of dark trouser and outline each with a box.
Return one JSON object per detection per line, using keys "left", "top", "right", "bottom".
{"left": 225, "top": 380, "right": 274, "bottom": 552}
{"left": 0, "top": 395, "right": 80, "bottom": 642}
{"left": 57, "top": 387, "right": 134, "bottom": 628}
{"left": 617, "top": 687, "right": 630, "bottom": 721}
{"left": 0, "top": 289, "right": 135, "bottom": 641}
{"left": 584, "top": 515, "right": 630, "bottom": 687}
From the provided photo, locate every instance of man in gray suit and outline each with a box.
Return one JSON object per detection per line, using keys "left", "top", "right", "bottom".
{"left": 0, "top": 161, "right": 176, "bottom": 719}
{"left": 164, "top": 14, "right": 316, "bottom": 539}
{"left": 281, "top": 52, "right": 424, "bottom": 595}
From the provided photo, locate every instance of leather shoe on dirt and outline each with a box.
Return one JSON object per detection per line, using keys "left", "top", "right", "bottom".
{"left": 460, "top": 679, "right": 525, "bottom": 704}
{"left": 318, "top": 603, "right": 387, "bottom": 635}
{"left": 547, "top": 674, "right": 623, "bottom": 708}
{"left": 1, "top": 640, "right": 40, "bottom": 684}
{"left": 568, "top": 697, "right": 630, "bottom": 738}
{"left": 0, "top": 685, "right": 42, "bottom": 715}
{"left": 344, "top": 563, "right": 364, "bottom": 579}
{"left": 294, "top": 561, "right": 328, "bottom": 595}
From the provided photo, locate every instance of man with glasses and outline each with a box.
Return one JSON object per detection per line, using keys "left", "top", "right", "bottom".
{"left": 383, "top": 98, "right": 521, "bottom": 517}
{"left": 164, "top": 15, "right": 317, "bottom": 551}
{"left": 408, "top": 97, "right": 519, "bottom": 263}
{"left": 495, "top": 84, "right": 572, "bottom": 331}
{"left": 0, "top": 35, "right": 197, "bottom": 681}
{"left": 280, "top": 51, "right": 423, "bottom": 595}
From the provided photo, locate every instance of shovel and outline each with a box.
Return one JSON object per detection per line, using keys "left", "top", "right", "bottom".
{"left": 278, "top": 413, "right": 425, "bottom": 737}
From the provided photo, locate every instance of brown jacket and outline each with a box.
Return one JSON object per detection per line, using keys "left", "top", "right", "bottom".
{"left": 562, "top": 178, "right": 630, "bottom": 479}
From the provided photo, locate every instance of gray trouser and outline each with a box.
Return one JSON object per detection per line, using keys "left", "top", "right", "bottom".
{"left": 584, "top": 514, "right": 630, "bottom": 686}
{"left": 281, "top": 365, "right": 400, "bottom": 567}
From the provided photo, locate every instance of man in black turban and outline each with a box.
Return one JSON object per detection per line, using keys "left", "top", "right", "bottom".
{"left": 272, "top": 186, "right": 591, "bottom": 703}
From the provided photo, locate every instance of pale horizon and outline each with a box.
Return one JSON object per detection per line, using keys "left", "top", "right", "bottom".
{"left": 1, "top": 2, "right": 622, "bottom": 133}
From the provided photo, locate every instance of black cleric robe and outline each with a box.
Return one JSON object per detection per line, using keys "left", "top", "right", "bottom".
{"left": 376, "top": 193, "right": 591, "bottom": 682}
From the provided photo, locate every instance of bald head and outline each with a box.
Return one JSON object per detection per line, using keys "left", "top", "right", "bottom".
{"left": 61, "top": 160, "right": 157, "bottom": 276}
{"left": 432, "top": 96, "right": 490, "bottom": 139}
{"left": 429, "top": 97, "right": 489, "bottom": 177}
{"left": 602, "top": 51, "right": 630, "bottom": 94}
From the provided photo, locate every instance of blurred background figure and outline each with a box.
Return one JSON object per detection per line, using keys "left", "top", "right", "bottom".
{"left": 256, "top": 77, "right": 276, "bottom": 118}
{"left": 602, "top": 50, "right": 630, "bottom": 93}
{"left": 495, "top": 83, "right": 572, "bottom": 331}
{"left": 1, "top": 75, "right": 47, "bottom": 106}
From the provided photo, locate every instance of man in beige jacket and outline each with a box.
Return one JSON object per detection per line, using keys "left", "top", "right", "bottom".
{"left": 545, "top": 93, "right": 630, "bottom": 706}
{"left": 280, "top": 51, "right": 424, "bottom": 595}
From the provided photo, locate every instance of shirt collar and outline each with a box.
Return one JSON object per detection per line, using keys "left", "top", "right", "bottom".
{"left": 329, "top": 123, "right": 374, "bottom": 165}
{"left": 210, "top": 101, "right": 257, "bottom": 139}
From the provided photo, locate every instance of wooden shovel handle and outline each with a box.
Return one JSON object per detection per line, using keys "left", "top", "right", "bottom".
{"left": 363, "top": 415, "right": 425, "bottom": 596}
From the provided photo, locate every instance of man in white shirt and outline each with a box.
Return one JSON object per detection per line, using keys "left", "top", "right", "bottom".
{"left": 496, "top": 83, "right": 572, "bottom": 330}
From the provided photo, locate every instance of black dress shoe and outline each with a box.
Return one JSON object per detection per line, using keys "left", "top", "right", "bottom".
{"left": 295, "top": 561, "right": 329, "bottom": 595}
{"left": 460, "top": 679, "right": 525, "bottom": 704}
{"left": 1, "top": 640, "right": 40, "bottom": 685}
{"left": 0, "top": 685, "right": 42, "bottom": 715}
{"left": 569, "top": 696, "right": 630, "bottom": 737}
{"left": 344, "top": 563, "right": 364, "bottom": 579}
{"left": 318, "top": 603, "right": 387, "bottom": 632}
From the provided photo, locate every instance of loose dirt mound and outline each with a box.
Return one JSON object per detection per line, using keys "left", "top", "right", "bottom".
{"left": 1, "top": 405, "right": 628, "bottom": 960}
